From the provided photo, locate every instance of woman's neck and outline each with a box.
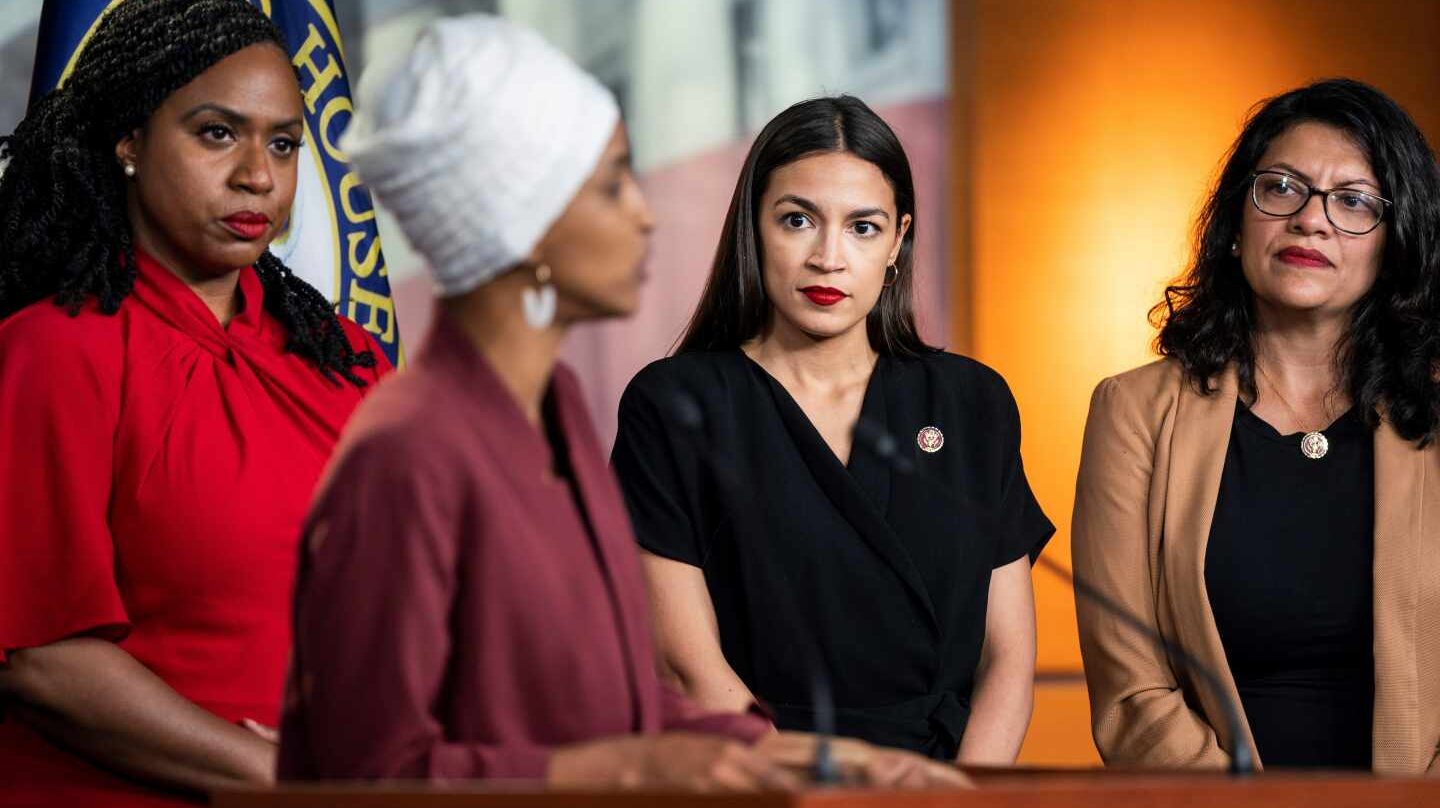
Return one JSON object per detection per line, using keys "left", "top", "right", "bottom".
{"left": 444, "top": 273, "right": 566, "bottom": 427}
{"left": 1248, "top": 301, "right": 1352, "bottom": 428}
{"left": 743, "top": 316, "right": 878, "bottom": 392}
{"left": 131, "top": 213, "right": 242, "bottom": 327}
{"left": 1251, "top": 301, "right": 1348, "bottom": 393}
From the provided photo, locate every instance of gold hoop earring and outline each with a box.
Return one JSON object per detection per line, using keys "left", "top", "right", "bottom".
{"left": 882, "top": 263, "right": 899, "bottom": 287}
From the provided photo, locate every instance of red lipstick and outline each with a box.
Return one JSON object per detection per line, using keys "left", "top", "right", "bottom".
{"left": 221, "top": 212, "right": 270, "bottom": 241}
{"left": 1277, "top": 246, "right": 1332, "bottom": 268}
{"left": 801, "top": 286, "right": 846, "bottom": 306}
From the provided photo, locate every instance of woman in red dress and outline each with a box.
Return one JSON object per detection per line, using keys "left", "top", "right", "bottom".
{"left": 0, "top": 1, "right": 390, "bottom": 805}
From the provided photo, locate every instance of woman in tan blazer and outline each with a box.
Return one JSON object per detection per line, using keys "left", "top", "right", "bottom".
{"left": 1074, "top": 78, "right": 1440, "bottom": 774}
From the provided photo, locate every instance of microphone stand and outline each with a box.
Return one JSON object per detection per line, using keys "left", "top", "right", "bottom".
{"left": 850, "top": 417, "right": 1256, "bottom": 777}
{"left": 667, "top": 388, "right": 841, "bottom": 785}
{"left": 1029, "top": 554, "right": 1254, "bottom": 776}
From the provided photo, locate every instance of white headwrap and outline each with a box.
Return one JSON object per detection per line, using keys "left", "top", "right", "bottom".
{"left": 342, "top": 15, "right": 619, "bottom": 297}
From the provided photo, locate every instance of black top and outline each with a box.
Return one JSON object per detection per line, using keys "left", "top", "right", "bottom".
{"left": 611, "top": 349, "right": 1053, "bottom": 759}
{"left": 1204, "top": 402, "right": 1374, "bottom": 769}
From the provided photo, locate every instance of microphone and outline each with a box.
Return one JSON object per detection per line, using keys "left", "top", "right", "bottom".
{"left": 666, "top": 387, "right": 842, "bottom": 785}
{"left": 849, "top": 417, "right": 1256, "bottom": 777}
{"left": 852, "top": 418, "right": 913, "bottom": 475}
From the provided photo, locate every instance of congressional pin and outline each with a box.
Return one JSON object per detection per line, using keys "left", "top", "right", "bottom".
{"left": 1300, "top": 430, "right": 1329, "bottom": 460}
{"left": 916, "top": 426, "right": 945, "bottom": 453}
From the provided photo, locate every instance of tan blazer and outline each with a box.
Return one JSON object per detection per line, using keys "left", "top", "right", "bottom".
{"left": 1072, "top": 358, "right": 1440, "bottom": 774}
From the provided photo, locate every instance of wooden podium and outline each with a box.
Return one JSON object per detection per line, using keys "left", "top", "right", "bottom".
{"left": 213, "top": 768, "right": 1440, "bottom": 807}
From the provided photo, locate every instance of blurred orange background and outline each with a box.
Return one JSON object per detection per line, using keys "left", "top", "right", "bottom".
{"left": 9, "top": 0, "right": 1435, "bottom": 770}
{"left": 949, "top": 0, "right": 1440, "bottom": 765}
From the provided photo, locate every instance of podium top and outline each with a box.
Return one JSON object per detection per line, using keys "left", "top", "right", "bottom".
{"left": 213, "top": 770, "right": 1440, "bottom": 808}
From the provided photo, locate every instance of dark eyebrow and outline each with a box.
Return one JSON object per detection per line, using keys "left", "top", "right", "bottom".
{"left": 774, "top": 194, "right": 820, "bottom": 214}
{"left": 1334, "top": 177, "right": 1381, "bottom": 192}
{"left": 182, "top": 102, "right": 302, "bottom": 132}
{"left": 1265, "top": 162, "right": 1379, "bottom": 191}
{"left": 772, "top": 195, "right": 891, "bottom": 221}
{"left": 181, "top": 103, "right": 247, "bottom": 125}
{"left": 847, "top": 207, "right": 891, "bottom": 221}
{"left": 1264, "top": 163, "right": 1313, "bottom": 184}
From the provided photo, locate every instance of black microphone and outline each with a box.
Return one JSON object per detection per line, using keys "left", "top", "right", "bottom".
{"left": 666, "top": 387, "right": 842, "bottom": 785}
{"left": 849, "top": 417, "right": 1256, "bottom": 777}
{"left": 852, "top": 418, "right": 913, "bottom": 475}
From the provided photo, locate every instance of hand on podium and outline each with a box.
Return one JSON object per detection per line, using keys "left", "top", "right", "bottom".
{"left": 546, "top": 730, "right": 971, "bottom": 792}
{"left": 547, "top": 732, "right": 802, "bottom": 791}
{"left": 755, "top": 731, "right": 973, "bottom": 789}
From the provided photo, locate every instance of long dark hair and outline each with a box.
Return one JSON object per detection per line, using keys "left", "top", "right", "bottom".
{"left": 0, "top": 0, "right": 375, "bottom": 386}
{"left": 676, "top": 95, "right": 932, "bottom": 356}
{"left": 1153, "top": 78, "right": 1440, "bottom": 444}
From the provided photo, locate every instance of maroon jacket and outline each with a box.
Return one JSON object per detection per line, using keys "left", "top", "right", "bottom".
{"left": 277, "top": 312, "right": 767, "bottom": 781}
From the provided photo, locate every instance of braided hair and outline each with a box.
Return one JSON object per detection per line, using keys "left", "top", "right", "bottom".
{"left": 0, "top": 0, "right": 376, "bottom": 386}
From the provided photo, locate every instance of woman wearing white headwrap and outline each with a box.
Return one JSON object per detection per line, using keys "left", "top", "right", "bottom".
{"left": 276, "top": 15, "right": 968, "bottom": 791}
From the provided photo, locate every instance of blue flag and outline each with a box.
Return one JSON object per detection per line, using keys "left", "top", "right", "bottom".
{"left": 28, "top": 0, "right": 402, "bottom": 366}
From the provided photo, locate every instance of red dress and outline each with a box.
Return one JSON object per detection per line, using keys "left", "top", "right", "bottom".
{"left": 0, "top": 250, "right": 390, "bottom": 806}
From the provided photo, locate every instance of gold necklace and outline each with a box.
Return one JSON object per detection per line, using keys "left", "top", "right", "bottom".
{"left": 1254, "top": 362, "right": 1331, "bottom": 460}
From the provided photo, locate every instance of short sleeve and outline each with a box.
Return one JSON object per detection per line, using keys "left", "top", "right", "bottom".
{"left": 0, "top": 307, "right": 128, "bottom": 663}
{"left": 610, "top": 368, "right": 705, "bottom": 566}
{"left": 992, "top": 375, "right": 1055, "bottom": 568}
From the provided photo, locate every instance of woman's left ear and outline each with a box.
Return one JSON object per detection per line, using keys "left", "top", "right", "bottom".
{"left": 890, "top": 213, "right": 913, "bottom": 265}
{"left": 114, "top": 130, "right": 141, "bottom": 174}
{"left": 522, "top": 242, "right": 548, "bottom": 273}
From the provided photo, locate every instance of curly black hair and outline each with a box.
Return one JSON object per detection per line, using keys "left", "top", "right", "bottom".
{"left": 0, "top": 0, "right": 375, "bottom": 386}
{"left": 1153, "top": 78, "right": 1440, "bottom": 445}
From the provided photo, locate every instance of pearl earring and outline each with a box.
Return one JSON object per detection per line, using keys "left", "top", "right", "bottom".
{"left": 123, "top": 163, "right": 136, "bottom": 178}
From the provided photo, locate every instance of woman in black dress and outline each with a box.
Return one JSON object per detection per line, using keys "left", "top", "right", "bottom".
{"left": 611, "top": 96, "right": 1052, "bottom": 764}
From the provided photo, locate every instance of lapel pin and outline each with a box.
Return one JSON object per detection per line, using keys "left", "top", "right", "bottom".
{"left": 916, "top": 426, "right": 944, "bottom": 453}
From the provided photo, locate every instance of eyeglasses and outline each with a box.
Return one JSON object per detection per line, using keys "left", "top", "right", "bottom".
{"left": 1248, "top": 171, "right": 1390, "bottom": 235}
